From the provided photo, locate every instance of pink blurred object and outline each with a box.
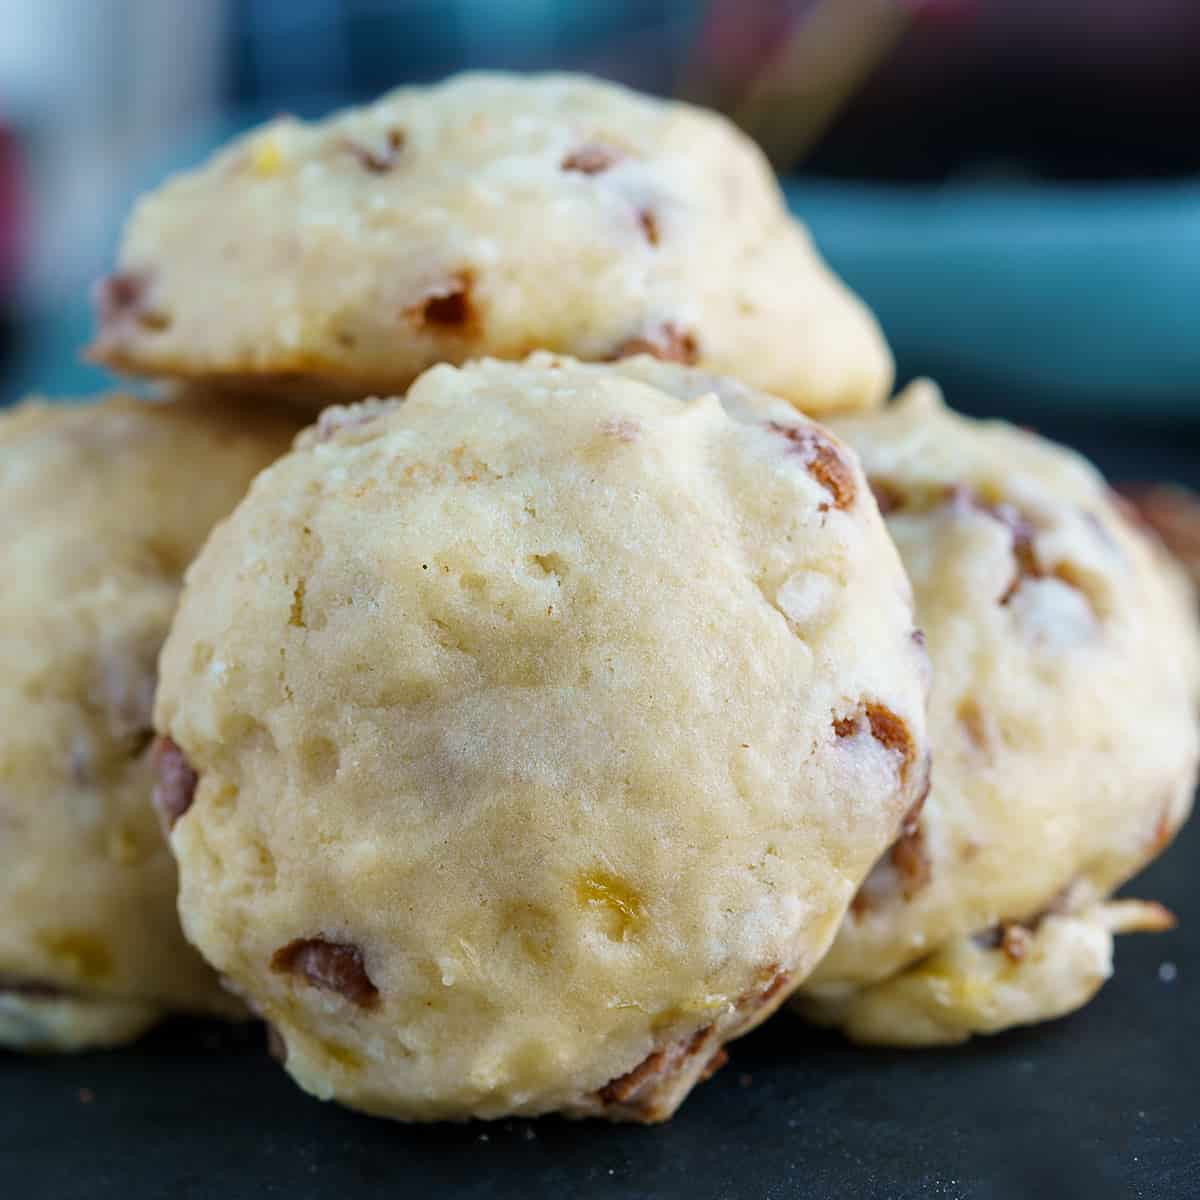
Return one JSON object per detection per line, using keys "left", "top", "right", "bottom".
{"left": 683, "top": 0, "right": 1200, "bottom": 177}
{"left": 0, "top": 122, "right": 23, "bottom": 300}
{"left": 690, "top": 0, "right": 973, "bottom": 105}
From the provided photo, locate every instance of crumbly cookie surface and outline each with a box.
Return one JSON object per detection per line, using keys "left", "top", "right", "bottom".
{"left": 797, "top": 382, "right": 1200, "bottom": 1044}
{"left": 0, "top": 392, "right": 300, "bottom": 1050}
{"left": 803, "top": 896, "right": 1174, "bottom": 1046}
{"left": 155, "top": 355, "right": 927, "bottom": 1120}
{"left": 91, "top": 72, "right": 891, "bottom": 416}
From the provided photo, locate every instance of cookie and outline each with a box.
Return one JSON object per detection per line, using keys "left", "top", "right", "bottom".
{"left": 796, "top": 381, "right": 1200, "bottom": 1045}
{"left": 803, "top": 895, "right": 1175, "bottom": 1046}
{"left": 90, "top": 72, "right": 891, "bottom": 417}
{"left": 0, "top": 392, "right": 301, "bottom": 1050}
{"left": 154, "top": 354, "right": 928, "bottom": 1121}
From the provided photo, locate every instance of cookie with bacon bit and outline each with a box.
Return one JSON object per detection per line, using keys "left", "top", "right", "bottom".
{"left": 0, "top": 390, "right": 299, "bottom": 1051}
{"left": 90, "top": 72, "right": 890, "bottom": 416}
{"left": 796, "top": 380, "right": 1200, "bottom": 1045}
{"left": 154, "top": 355, "right": 928, "bottom": 1122}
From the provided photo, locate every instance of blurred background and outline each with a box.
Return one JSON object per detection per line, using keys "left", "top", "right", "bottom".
{"left": 1, "top": 0, "right": 1198, "bottom": 444}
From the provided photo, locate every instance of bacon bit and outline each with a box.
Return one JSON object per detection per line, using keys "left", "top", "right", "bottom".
{"left": 270, "top": 938, "right": 380, "bottom": 1009}
{"left": 947, "top": 486, "right": 1070, "bottom": 606}
{"left": 343, "top": 127, "right": 405, "bottom": 173}
{"left": 598, "top": 1048, "right": 668, "bottom": 1106}
{"left": 637, "top": 208, "right": 660, "bottom": 246}
{"left": 609, "top": 323, "right": 699, "bottom": 366}
{"left": 866, "top": 703, "right": 915, "bottom": 769}
{"left": 405, "top": 271, "right": 476, "bottom": 333}
{"left": 951, "top": 487, "right": 1095, "bottom": 610}
{"left": 594, "top": 963, "right": 784, "bottom": 1118}
{"left": 96, "top": 272, "right": 146, "bottom": 322}
{"left": 836, "top": 702, "right": 916, "bottom": 780}
{"left": 596, "top": 1023, "right": 727, "bottom": 1115}
{"left": 561, "top": 144, "right": 621, "bottom": 174}
{"left": 152, "top": 737, "right": 198, "bottom": 831}
{"left": 844, "top": 700, "right": 916, "bottom": 782}
{"left": 1000, "top": 923, "right": 1033, "bottom": 963}
{"left": 769, "top": 423, "right": 856, "bottom": 511}
{"left": 94, "top": 271, "right": 168, "bottom": 333}
{"left": 999, "top": 532, "right": 1041, "bottom": 605}
{"left": 890, "top": 824, "right": 931, "bottom": 896}
{"left": 869, "top": 478, "right": 906, "bottom": 515}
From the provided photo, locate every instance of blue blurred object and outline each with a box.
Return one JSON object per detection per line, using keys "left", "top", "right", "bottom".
{"left": 788, "top": 178, "right": 1200, "bottom": 417}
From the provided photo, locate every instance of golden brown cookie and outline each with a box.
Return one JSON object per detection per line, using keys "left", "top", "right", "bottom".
{"left": 796, "top": 381, "right": 1200, "bottom": 1045}
{"left": 0, "top": 391, "right": 301, "bottom": 1050}
{"left": 91, "top": 73, "right": 891, "bottom": 416}
{"left": 155, "top": 355, "right": 928, "bottom": 1120}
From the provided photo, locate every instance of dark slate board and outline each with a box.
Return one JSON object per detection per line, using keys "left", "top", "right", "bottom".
{"left": 1, "top": 413, "right": 1197, "bottom": 1200}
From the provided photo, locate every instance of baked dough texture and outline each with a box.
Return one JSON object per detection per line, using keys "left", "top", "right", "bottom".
{"left": 0, "top": 392, "right": 300, "bottom": 1050}
{"left": 797, "top": 381, "right": 1200, "bottom": 1045}
{"left": 155, "top": 355, "right": 928, "bottom": 1121}
{"left": 90, "top": 72, "right": 891, "bottom": 416}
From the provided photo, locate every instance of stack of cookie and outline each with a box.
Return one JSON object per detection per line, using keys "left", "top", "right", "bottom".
{"left": 2, "top": 74, "right": 1196, "bottom": 1125}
